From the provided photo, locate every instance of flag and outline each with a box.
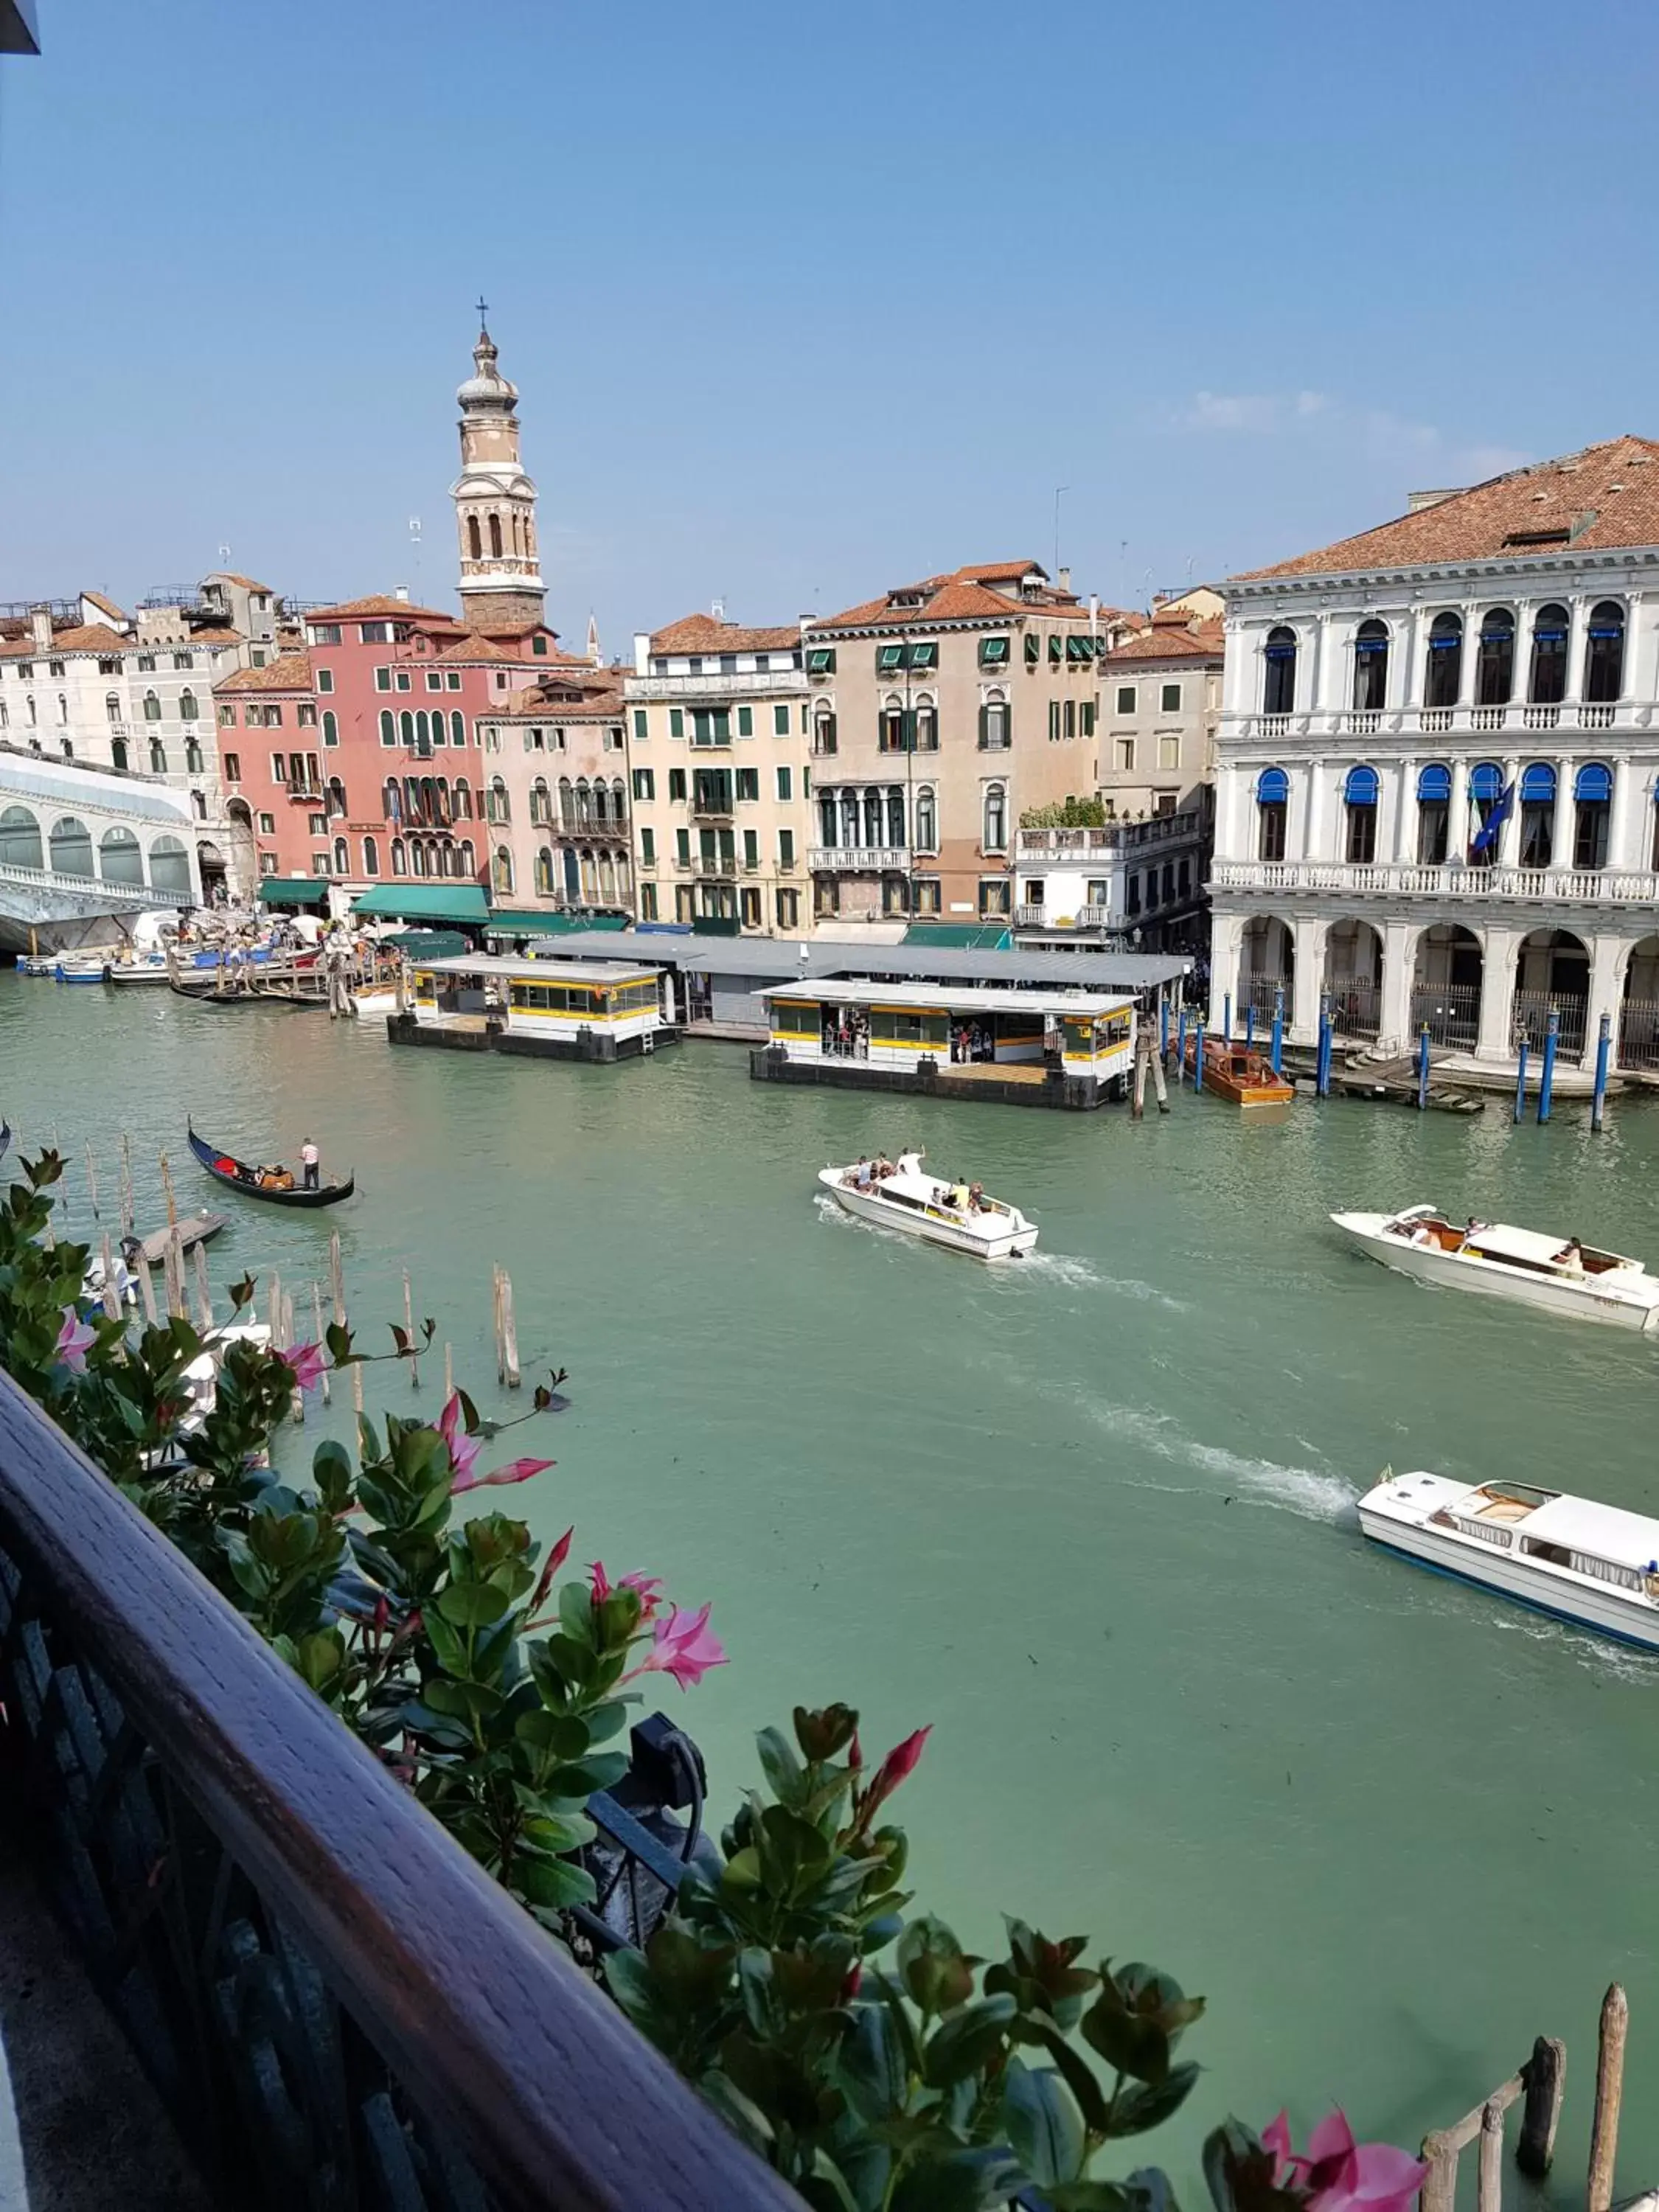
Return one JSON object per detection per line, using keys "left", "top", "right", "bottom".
{"left": 1470, "top": 779, "right": 1514, "bottom": 859}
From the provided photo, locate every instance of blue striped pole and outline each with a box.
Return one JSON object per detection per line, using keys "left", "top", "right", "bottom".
{"left": 1245, "top": 1001, "right": 1256, "bottom": 1048}
{"left": 1270, "top": 986, "right": 1284, "bottom": 1077}
{"left": 1417, "top": 1025, "right": 1430, "bottom": 1110}
{"left": 1177, "top": 1005, "right": 1189, "bottom": 1084}
{"left": 1513, "top": 1034, "right": 1528, "bottom": 1124}
{"left": 1316, "top": 992, "right": 1332, "bottom": 1098}
{"left": 1194, "top": 1018, "right": 1206, "bottom": 1093}
{"left": 1538, "top": 1009, "right": 1559, "bottom": 1124}
{"left": 1223, "top": 991, "right": 1233, "bottom": 1045}
{"left": 1591, "top": 1009, "right": 1611, "bottom": 1133}
{"left": 1160, "top": 995, "right": 1169, "bottom": 1066}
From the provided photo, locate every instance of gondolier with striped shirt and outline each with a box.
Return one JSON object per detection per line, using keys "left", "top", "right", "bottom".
{"left": 300, "top": 1137, "right": 320, "bottom": 1192}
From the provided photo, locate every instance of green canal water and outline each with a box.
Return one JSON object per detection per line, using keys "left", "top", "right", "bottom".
{"left": 4, "top": 973, "right": 1657, "bottom": 2195}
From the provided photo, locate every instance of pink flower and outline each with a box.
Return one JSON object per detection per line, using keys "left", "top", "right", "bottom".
{"left": 529, "top": 1526, "right": 575, "bottom": 1613}
{"left": 1263, "top": 2111, "right": 1427, "bottom": 2212}
{"left": 589, "top": 1559, "right": 612, "bottom": 1603}
{"left": 861, "top": 1725, "right": 931, "bottom": 1818}
{"left": 634, "top": 1602, "right": 727, "bottom": 1690}
{"left": 620, "top": 1571, "right": 665, "bottom": 1619}
{"left": 281, "top": 1340, "right": 327, "bottom": 1396}
{"left": 55, "top": 1307, "right": 95, "bottom": 1373}
{"left": 437, "top": 1392, "right": 482, "bottom": 1489}
{"left": 456, "top": 1455, "right": 553, "bottom": 1494}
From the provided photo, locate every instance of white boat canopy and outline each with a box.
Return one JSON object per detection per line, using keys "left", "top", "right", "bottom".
{"left": 756, "top": 978, "right": 1135, "bottom": 1018}
{"left": 1464, "top": 1224, "right": 1587, "bottom": 1267}
{"left": 1511, "top": 1492, "right": 1659, "bottom": 1571}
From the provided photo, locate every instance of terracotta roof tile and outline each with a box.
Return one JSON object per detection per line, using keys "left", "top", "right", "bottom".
{"left": 0, "top": 622, "right": 132, "bottom": 659}
{"left": 648, "top": 612, "right": 801, "bottom": 655}
{"left": 214, "top": 653, "right": 313, "bottom": 693}
{"left": 80, "top": 590, "right": 128, "bottom": 622}
{"left": 1104, "top": 621, "right": 1224, "bottom": 665}
{"left": 206, "top": 573, "right": 274, "bottom": 592}
{"left": 305, "top": 593, "right": 460, "bottom": 624}
{"left": 811, "top": 559, "right": 1087, "bottom": 633}
{"left": 492, "top": 676, "right": 625, "bottom": 719}
{"left": 1236, "top": 436, "right": 1659, "bottom": 580}
{"left": 432, "top": 632, "right": 541, "bottom": 665}
{"left": 186, "top": 627, "right": 245, "bottom": 648}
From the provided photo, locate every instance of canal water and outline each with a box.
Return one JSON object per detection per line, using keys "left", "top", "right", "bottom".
{"left": 4, "top": 973, "right": 1657, "bottom": 2195}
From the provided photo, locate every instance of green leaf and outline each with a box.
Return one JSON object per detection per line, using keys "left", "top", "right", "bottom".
{"left": 1081, "top": 1978, "right": 1170, "bottom": 2086}
{"left": 1003, "top": 2059, "right": 1085, "bottom": 2188}
{"left": 890, "top": 2147, "right": 1020, "bottom": 2212}
{"left": 1107, "top": 2064, "right": 1201, "bottom": 2140}
{"left": 1025, "top": 2017, "right": 1111, "bottom": 2138}
{"left": 514, "top": 1709, "right": 591, "bottom": 1760}
{"left": 557, "top": 1579, "right": 596, "bottom": 1646}
{"left": 584, "top": 1700, "right": 629, "bottom": 1744}
{"left": 437, "top": 1580, "right": 509, "bottom": 1630}
{"left": 512, "top": 1854, "right": 597, "bottom": 1910}
{"left": 899, "top": 1916, "right": 976, "bottom": 2017}
{"left": 756, "top": 1725, "right": 805, "bottom": 1806}
{"left": 921, "top": 1994, "right": 1016, "bottom": 2090}
{"left": 839, "top": 1998, "right": 907, "bottom": 2124}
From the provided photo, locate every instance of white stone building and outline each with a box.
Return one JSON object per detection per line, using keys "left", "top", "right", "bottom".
{"left": 1210, "top": 437, "right": 1659, "bottom": 1068}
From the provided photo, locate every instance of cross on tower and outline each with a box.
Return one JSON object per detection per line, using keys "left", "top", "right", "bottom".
{"left": 475, "top": 294, "right": 489, "bottom": 330}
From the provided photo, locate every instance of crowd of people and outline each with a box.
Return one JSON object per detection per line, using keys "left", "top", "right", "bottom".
{"left": 842, "top": 1151, "right": 990, "bottom": 1215}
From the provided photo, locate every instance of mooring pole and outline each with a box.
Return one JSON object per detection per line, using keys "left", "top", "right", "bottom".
{"left": 1245, "top": 1001, "right": 1256, "bottom": 1049}
{"left": 1222, "top": 991, "right": 1233, "bottom": 1046}
{"left": 1270, "top": 986, "right": 1284, "bottom": 1077}
{"left": 1177, "top": 1005, "right": 1189, "bottom": 1085}
{"left": 1194, "top": 1019, "right": 1206, "bottom": 1094}
{"left": 1591, "top": 1009, "right": 1611, "bottom": 1133}
{"left": 1417, "top": 1025, "right": 1430, "bottom": 1110}
{"left": 1537, "top": 1008, "right": 1559, "bottom": 1124}
{"left": 1159, "top": 995, "right": 1169, "bottom": 1067}
{"left": 1316, "top": 991, "right": 1332, "bottom": 1099}
{"left": 1586, "top": 1983, "right": 1627, "bottom": 2212}
{"left": 1514, "top": 1034, "right": 1529, "bottom": 1124}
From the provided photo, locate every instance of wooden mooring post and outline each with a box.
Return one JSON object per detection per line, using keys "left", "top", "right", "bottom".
{"left": 1419, "top": 2029, "right": 1568, "bottom": 2212}
{"left": 119, "top": 1132, "right": 134, "bottom": 1237}
{"left": 493, "top": 1265, "right": 521, "bottom": 1388}
{"left": 1587, "top": 1983, "right": 1627, "bottom": 2212}
{"left": 312, "top": 1282, "right": 331, "bottom": 1406}
{"left": 403, "top": 1268, "right": 420, "bottom": 1388}
{"left": 160, "top": 1151, "right": 178, "bottom": 1229}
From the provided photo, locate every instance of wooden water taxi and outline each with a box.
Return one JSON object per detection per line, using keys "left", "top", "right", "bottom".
{"left": 818, "top": 1151, "right": 1038, "bottom": 1259}
{"left": 1357, "top": 1472, "right": 1659, "bottom": 1649}
{"left": 1184, "top": 1034, "right": 1295, "bottom": 1106}
{"left": 1330, "top": 1205, "right": 1659, "bottom": 1332}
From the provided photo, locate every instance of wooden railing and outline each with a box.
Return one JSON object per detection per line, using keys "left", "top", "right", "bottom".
{"left": 0, "top": 1369, "right": 799, "bottom": 2211}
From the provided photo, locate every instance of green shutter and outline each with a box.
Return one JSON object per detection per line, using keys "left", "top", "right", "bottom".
{"left": 1025, "top": 634, "right": 1040, "bottom": 667}
{"left": 714, "top": 708, "right": 731, "bottom": 742}
{"left": 669, "top": 708, "right": 684, "bottom": 739}
{"left": 737, "top": 705, "right": 753, "bottom": 737}
{"left": 773, "top": 703, "right": 789, "bottom": 736}
{"left": 675, "top": 827, "right": 690, "bottom": 863}
{"left": 779, "top": 829, "right": 794, "bottom": 866}
{"left": 743, "top": 830, "right": 759, "bottom": 868}
{"left": 641, "top": 827, "right": 655, "bottom": 863}
{"left": 776, "top": 765, "right": 791, "bottom": 800}
{"left": 978, "top": 705, "right": 988, "bottom": 748}
{"left": 669, "top": 768, "right": 686, "bottom": 800}
{"left": 633, "top": 708, "right": 647, "bottom": 742}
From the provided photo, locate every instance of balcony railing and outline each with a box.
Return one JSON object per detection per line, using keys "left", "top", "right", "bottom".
{"left": 1211, "top": 858, "right": 1659, "bottom": 903}
{"left": 1231, "top": 700, "right": 1651, "bottom": 745}
{"left": 552, "top": 815, "right": 630, "bottom": 840}
{"left": 1015, "top": 811, "right": 1200, "bottom": 858}
{"left": 689, "top": 793, "right": 734, "bottom": 821}
{"left": 0, "top": 1369, "right": 793, "bottom": 2212}
{"left": 1015, "top": 904, "right": 1110, "bottom": 928}
{"left": 697, "top": 854, "right": 738, "bottom": 877}
{"left": 807, "top": 845, "right": 910, "bottom": 872}
{"left": 625, "top": 670, "right": 807, "bottom": 700}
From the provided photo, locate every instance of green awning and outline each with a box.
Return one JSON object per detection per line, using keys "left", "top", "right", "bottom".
{"left": 902, "top": 922, "right": 1013, "bottom": 951}
{"left": 352, "top": 885, "right": 490, "bottom": 924}
{"left": 258, "top": 878, "right": 329, "bottom": 908}
{"left": 483, "top": 910, "right": 627, "bottom": 937}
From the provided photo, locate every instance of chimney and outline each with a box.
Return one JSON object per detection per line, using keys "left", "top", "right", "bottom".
{"left": 1406, "top": 487, "right": 1464, "bottom": 513}
{"left": 1057, "top": 566, "right": 1071, "bottom": 593}
{"left": 633, "top": 630, "right": 650, "bottom": 676}
{"left": 393, "top": 583, "right": 410, "bottom": 602}
{"left": 29, "top": 608, "right": 52, "bottom": 653}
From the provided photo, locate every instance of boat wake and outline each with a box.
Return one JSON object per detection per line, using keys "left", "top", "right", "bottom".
{"left": 1082, "top": 1398, "right": 1357, "bottom": 1525}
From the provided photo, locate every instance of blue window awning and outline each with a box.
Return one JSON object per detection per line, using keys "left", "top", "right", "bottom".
{"left": 1354, "top": 636, "right": 1388, "bottom": 655}
{"left": 1264, "top": 641, "right": 1296, "bottom": 661}
{"left": 1344, "top": 764, "right": 1380, "bottom": 806}
{"left": 1256, "top": 766, "right": 1289, "bottom": 805}
{"left": 1470, "top": 761, "right": 1505, "bottom": 803}
{"left": 1520, "top": 762, "right": 1557, "bottom": 804}
{"left": 1575, "top": 762, "right": 1613, "bottom": 804}
{"left": 1417, "top": 764, "right": 1453, "bottom": 803}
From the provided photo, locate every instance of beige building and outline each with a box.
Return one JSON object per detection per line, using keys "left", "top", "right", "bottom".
{"left": 625, "top": 613, "right": 811, "bottom": 933}
{"left": 1098, "top": 608, "right": 1224, "bottom": 818}
{"left": 476, "top": 667, "right": 633, "bottom": 914}
{"left": 801, "top": 560, "right": 1105, "bottom": 925}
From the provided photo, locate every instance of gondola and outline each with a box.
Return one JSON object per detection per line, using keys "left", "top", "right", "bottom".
{"left": 187, "top": 1124, "right": 355, "bottom": 1208}
{"left": 0, "top": 1121, "right": 10, "bottom": 1161}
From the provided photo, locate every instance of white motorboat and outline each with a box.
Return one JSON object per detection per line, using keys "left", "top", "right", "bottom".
{"left": 1357, "top": 1470, "right": 1659, "bottom": 1650}
{"left": 1330, "top": 1203, "right": 1659, "bottom": 1332}
{"left": 818, "top": 1151, "right": 1037, "bottom": 1259}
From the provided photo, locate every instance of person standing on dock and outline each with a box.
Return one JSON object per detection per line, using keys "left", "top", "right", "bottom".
{"left": 300, "top": 1137, "right": 321, "bottom": 1192}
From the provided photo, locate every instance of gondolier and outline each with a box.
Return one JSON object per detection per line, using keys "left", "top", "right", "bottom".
{"left": 187, "top": 1123, "right": 355, "bottom": 1209}
{"left": 300, "top": 1137, "right": 320, "bottom": 1192}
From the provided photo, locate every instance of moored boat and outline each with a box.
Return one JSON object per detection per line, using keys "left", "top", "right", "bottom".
{"left": 1184, "top": 1034, "right": 1295, "bottom": 1107}
{"left": 1331, "top": 1203, "right": 1659, "bottom": 1332}
{"left": 1357, "top": 1470, "right": 1659, "bottom": 1649}
{"left": 818, "top": 1151, "right": 1037, "bottom": 1259}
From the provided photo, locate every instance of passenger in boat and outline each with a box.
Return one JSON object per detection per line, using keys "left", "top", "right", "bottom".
{"left": 968, "top": 1182, "right": 986, "bottom": 1212}
{"left": 257, "top": 1164, "right": 296, "bottom": 1192}
{"left": 852, "top": 1157, "right": 874, "bottom": 1191}
{"left": 948, "top": 1178, "right": 970, "bottom": 1212}
{"left": 1408, "top": 1222, "right": 1436, "bottom": 1247}
{"left": 1557, "top": 1237, "right": 1586, "bottom": 1278}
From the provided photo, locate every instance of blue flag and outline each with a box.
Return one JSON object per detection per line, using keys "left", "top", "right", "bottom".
{"left": 1470, "top": 779, "right": 1514, "bottom": 859}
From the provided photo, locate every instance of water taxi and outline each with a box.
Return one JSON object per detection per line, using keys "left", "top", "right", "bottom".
{"left": 1357, "top": 1472, "right": 1659, "bottom": 1649}
{"left": 1330, "top": 1204, "right": 1659, "bottom": 1332}
{"left": 818, "top": 1151, "right": 1038, "bottom": 1259}
{"left": 1185, "top": 1034, "right": 1295, "bottom": 1106}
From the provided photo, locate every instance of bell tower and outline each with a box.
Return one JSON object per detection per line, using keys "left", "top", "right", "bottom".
{"left": 450, "top": 305, "right": 546, "bottom": 633}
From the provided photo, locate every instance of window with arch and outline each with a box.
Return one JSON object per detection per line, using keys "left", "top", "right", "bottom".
{"left": 189, "top": 790, "right": 206, "bottom": 821}
{"left": 1352, "top": 621, "right": 1388, "bottom": 712}
{"left": 110, "top": 736, "right": 128, "bottom": 773}
{"left": 451, "top": 711, "right": 465, "bottom": 746}
{"left": 1343, "top": 763, "right": 1379, "bottom": 862}
{"left": 861, "top": 787, "right": 883, "bottom": 844}
{"left": 493, "top": 844, "right": 514, "bottom": 893}
{"left": 453, "top": 777, "right": 473, "bottom": 820}
{"left": 391, "top": 838, "right": 407, "bottom": 876}
{"left": 813, "top": 707, "right": 837, "bottom": 757}
{"left": 1416, "top": 763, "right": 1452, "bottom": 864}
{"left": 99, "top": 824, "right": 145, "bottom": 885}
{"left": 1528, "top": 605, "right": 1569, "bottom": 705}
{"left": 983, "top": 783, "right": 1008, "bottom": 853}
{"left": 322, "top": 709, "right": 338, "bottom": 747}
{"left": 185, "top": 737, "right": 204, "bottom": 773}
{"left": 105, "top": 692, "right": 122, "bottom": 725}
{"left": 535, "top": 846, "right": 555, "bottom": 896}
{"left": 839, "top": 789, "right": 860, "bottom": 845}
{"left": 1518, "top": 761, "right": 1557, "bottom": 866}
{"left": 1573, "top": 761, "right": 1613, "bottom": 869}
{"left": 380, "top": 709, "right": 395, "bottom": 746}
{"left": 489, "top": 776, "right": 509, "bottom": 824}
{"left": 979, "top": 693, "right": 1010, "bottom": 750}
{"left": 459, "top": 838, "right": 476, "bottom": 874}
{"left": 915, "top": 785, "right": 938, "bottom": 852}
{"left": 327, "top": 776, "right": 347, "bottom": 817}
{"left": 488, "top": 514, "right": 503, "bottom": 559}
{"left": 149, "top": 835, "right": 190, "bottom": 894}
{"left": 416, "top": 711, "right": 430, "bottom": 748}
{"left": 1475, "top": 610, "right": 1514, "bottom": 704}
{"left": 467, "top": 515, "right": 481, "bottom": 561}
{"left": 142, "top": 689, "right": 161, "bottom": 722}
{"left": 886, "top": 787, "right": 906, "bottom": 846}
{"left": 1256, "top": 765, "right": 1289, "bottom": 860}
{"left": 1264, "top": 627, "right": 1297, "bottom": 715}
{"left": 408, "top": 838, "right": 428, "bottom": 878}
{"left": 55, "top": 694, "right": 67, "bottom": 724}
{"left": 914, "top": 698, "right": 938, "bottom": 751}
{"left": 149, "top": 740, "right": 167, "bottom": 774}
{"left": 530, "top": 776, "right": 550, "bottom": 824}
{"left": 0, "top": 805, "right": 44, "bottom": 870}
{"left": 178, "top": 688, "right": 198, "bottom": 721}
{"left": 1584, "top": 602, "right": 1625, "bottom": 703}
{"left": 879, "top": 698, "right": 908, "bottom": 754}
{"left": 399, "top": 710, "right": 414, "bottom": 745}
{"left": 1425, "top": 614, "right": 1463, "bottom": 709}
{"left": 1468, "top": 761, "right": 1504, "bottom": 866}
{"left": 334, "top": 836, "right": 349, "bottom": 875}
{"left": 362, "top": 835, "right": 380, "bottom": 877}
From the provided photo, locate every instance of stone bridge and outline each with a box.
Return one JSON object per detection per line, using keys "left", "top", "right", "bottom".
{"left": 0, "top": 746, "right": 200, "bottom": 956}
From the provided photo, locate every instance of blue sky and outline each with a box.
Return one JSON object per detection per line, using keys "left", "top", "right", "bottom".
{"left": 1, "top": 0, "right": 1655, "bottom": 647}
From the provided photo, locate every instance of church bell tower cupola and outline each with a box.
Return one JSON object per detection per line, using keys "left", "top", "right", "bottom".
{"left": 450, "top": 305, "right": 546, "bottom": 633}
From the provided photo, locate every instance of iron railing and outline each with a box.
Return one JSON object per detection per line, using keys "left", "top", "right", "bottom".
{"left": 1618, "top": 1001, "right": 1659, "bottom": 1071}
{"left": 1512, "top": 989, "right": 1588, "bottom": 1058}
{"left": 0, "top": 1370, "right": 796, "bottom": 2212}
{"left": 1410, "top": 984, "right": 1480, "bottom": 1049}
{"left": 1326, "top": 976, "right": 1380, "bottom": 1038}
